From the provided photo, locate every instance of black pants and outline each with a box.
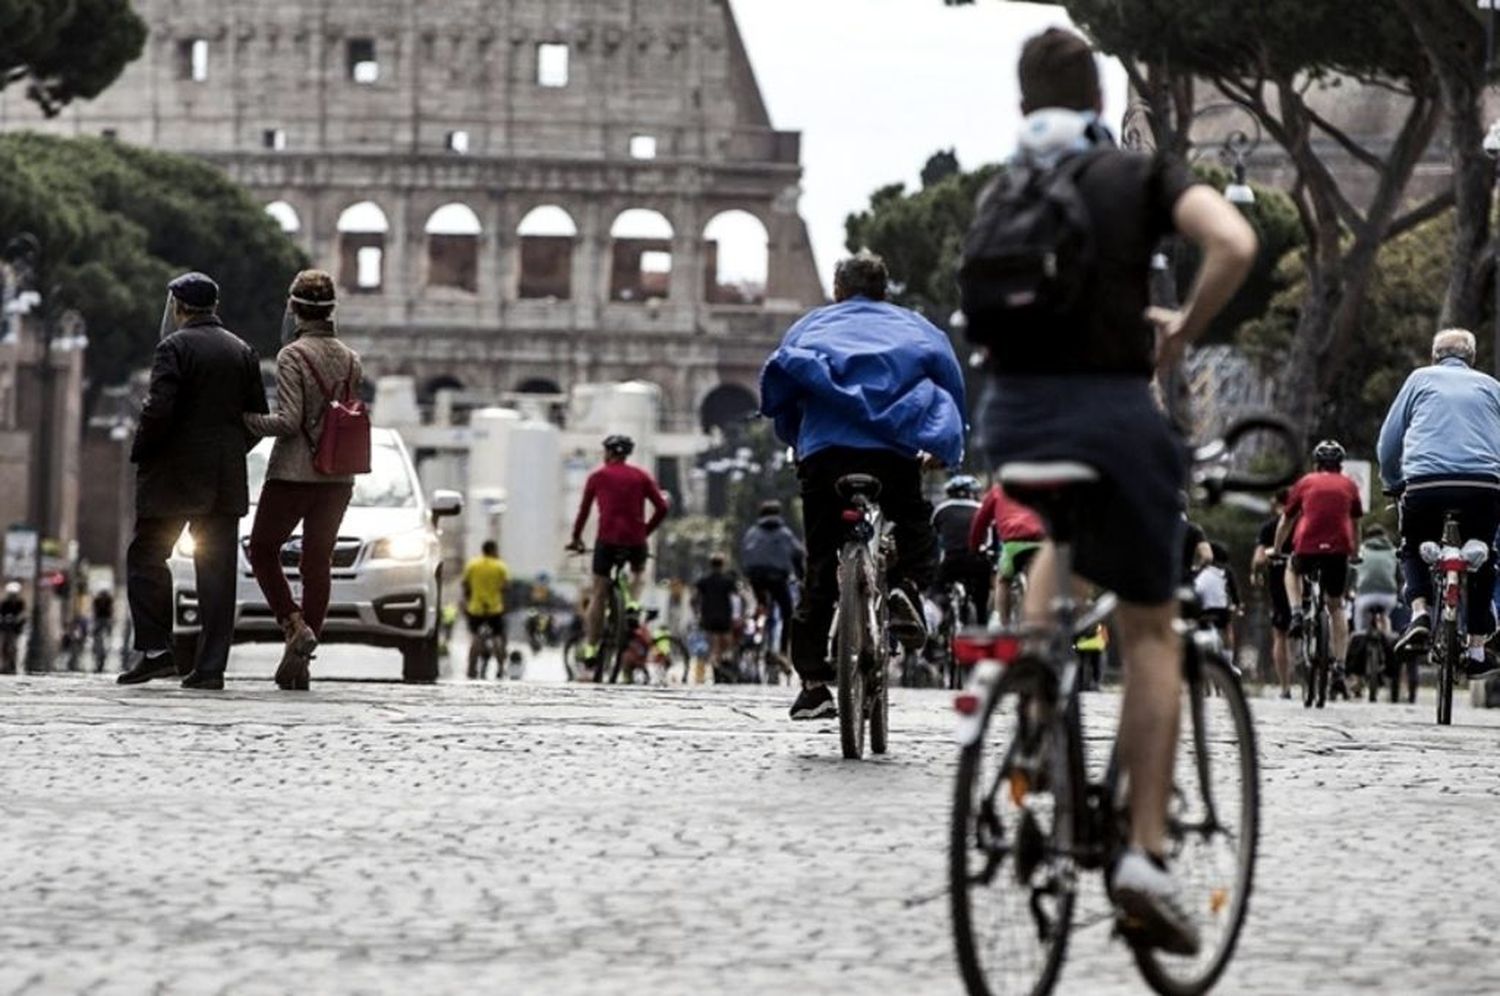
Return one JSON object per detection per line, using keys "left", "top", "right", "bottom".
{"left": 746, "top": 567, "right": 795, "bottom": 654}
{"left": 937, "top": 550, "right": 993, "bottom": 623}
{"left": 1399, "top": 485, "right": 1500, "bottom": 637}
{"left": 127, "top": 515, "right": 239, "bottom": 674}
{"left": 790, "top": 448, "right": 936, "bottom": 682}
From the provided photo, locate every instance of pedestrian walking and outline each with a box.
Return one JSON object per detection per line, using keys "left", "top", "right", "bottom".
{"left": 244, "top": 270, "right": 363, "bottom": 691}
{"left": 693, "top": 554, "right": 739, "bottom": 680}
{"left": 118, "top": 272, "right": 268, "bottom": 690}
{"left": 0, "top": 581, "right": 25, "bottom": 674}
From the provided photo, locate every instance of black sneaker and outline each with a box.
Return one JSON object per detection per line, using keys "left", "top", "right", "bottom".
{"left": 789, "top": 684, "right": 837, "bottom": 721}
{"left": 116, "top": 652, "right": 177, "bottom": 685}
{"left": 1395, "top": 612, "right": 1431, "bottom": 655}
{"left": 888, "top": 586, "right": 927, "bottom": 651}
{"left": 180, "top": 670, "right": 225, "bottom": 690}
{"left": 1465, "top": 652, "right": 1500, "bottom": 682}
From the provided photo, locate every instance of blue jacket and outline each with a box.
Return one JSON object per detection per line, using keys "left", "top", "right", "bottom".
{"left": 1376, "top": 357, "right": 1500, "bottom": 490}
{"left": 758, "top": 297, "right": 967, "bottom": 468}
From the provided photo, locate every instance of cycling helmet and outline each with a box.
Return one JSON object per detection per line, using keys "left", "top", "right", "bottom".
{"left": 1312, "top": 439, "right": 1345, "bottom": 469}
{"left": 945, "top": 474, "right": 981, "bottom": 499}
{"left": 602, "top": 434, "right": 635, "bottom": 457}
{"left": 4, "top": 582, "right": 19, "bottom": 596}
{"left": 758, "top": 500, "right": 783, "bottom": 518}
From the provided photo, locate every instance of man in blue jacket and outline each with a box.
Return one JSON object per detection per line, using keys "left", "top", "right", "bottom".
{"left": 760, "top": 252, "right": 967, "bottom": 720}
{"left": 1377, "top": 328, "right": 1500, "bottom": 678}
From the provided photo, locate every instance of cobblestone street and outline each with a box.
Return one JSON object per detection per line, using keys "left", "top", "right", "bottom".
{"left": 2, "top": 652, "right": 1498, "bottom": 995}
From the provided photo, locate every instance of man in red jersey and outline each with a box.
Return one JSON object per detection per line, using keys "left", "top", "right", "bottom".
{"left": 969, "top": 482, "right": 1047, "bottom": 625}
{"left": 566, "top": 434, "right": 669, "bottom": 664}
{"left": 1274, "top": 439, "right": 1363, "bottom": 702}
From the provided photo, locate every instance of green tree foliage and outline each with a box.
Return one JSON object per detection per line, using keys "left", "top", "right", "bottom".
{"left": 0, "top": 134, "right": 308, "bottom": 392}
{"left": 1241, "top": 212, "right": 1475, "bottom": 453}
{"left": 0, "top": 0, "right": 147, "bottom": 115}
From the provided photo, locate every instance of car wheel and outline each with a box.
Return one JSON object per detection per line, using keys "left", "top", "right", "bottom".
{"left": 171, "top": 633, "right": 199, "bottom": 676}
{"left": 402, "top": 631, "right": 440, "bottom": 683}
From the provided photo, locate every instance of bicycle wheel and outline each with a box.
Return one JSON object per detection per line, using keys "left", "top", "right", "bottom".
{"left": 836, "top": 548, "right": 867, "bottom": 760}
{"left": 951, "top": 684, "right": 1077, "bottom": 996}
{"left": 1133, "top": 654, "right": 1259, "bottom": 996}
{"left": 1299, "top": 634, "right": 1315, "bottom": 709}
{"left": 603, "top": 588, "right": 626, "bottom": 684}
{"left": 869, "top": 632, "right": 890, "bottom": 756}
{"left": 1436, "top": 619, "right": 1457, "bottom": 726}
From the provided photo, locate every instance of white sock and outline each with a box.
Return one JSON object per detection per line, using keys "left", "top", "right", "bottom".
{"left": 145, "top": 649, "right": 169, "bottom": 659}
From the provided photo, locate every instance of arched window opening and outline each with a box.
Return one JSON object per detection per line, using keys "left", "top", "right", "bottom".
{"left": 703, "top": 210, "right": 769, "bottom": 305}
{"left": 424, "top": 203, "right": 482, "bottom": 292}
{"left": 265, "top": 200, "right": 301, "bottom": 234}
{"left": 610, "top": 209, "right": 674, "bottom": 302}
{"left": 337, "top": 201, "right": 390, "bottom": 293}
{"left": 516, "top": 377, "right": 564, "bottom": 395}
{"left": 517, "top": 205, "right": 578, "bottom": 300}
{"left": 699, "top": 383, "right": 759, "bottom": 435}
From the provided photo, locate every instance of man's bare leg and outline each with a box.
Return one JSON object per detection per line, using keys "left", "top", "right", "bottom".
{"left": 583, "top": 576, "right": 609, "bottom": 648}
{"left": 1327, "top": 594, "right": 1350, "bottom": 664}
{"left": 1272, "top": 630, "right": 1290, "bottom": 693}
{"left": 1113, "top": 601, "right": 1182, "bottom": 856}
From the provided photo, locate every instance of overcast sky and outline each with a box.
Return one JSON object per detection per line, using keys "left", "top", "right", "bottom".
{"left": 726, "top": 0, "right": 1127, "bottom": 291}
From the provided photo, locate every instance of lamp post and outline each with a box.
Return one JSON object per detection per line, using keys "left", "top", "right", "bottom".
{"left": 3, "top": 233, "right": 58, "bottom": 674}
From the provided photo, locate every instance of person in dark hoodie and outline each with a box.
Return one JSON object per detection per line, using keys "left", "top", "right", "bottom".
{"left": 740, "top": 500, "right": 805, "bottom": 661}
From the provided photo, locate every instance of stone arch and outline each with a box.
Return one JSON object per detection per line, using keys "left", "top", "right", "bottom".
{"left": 699, "top": 383, "right": 759, "bottom": 434}
{"left": 265, "top": 200, "right": 302, "bottom": 234}
{"left": 609, "top": 208, "right": 675, "bottom": 302}
{"left": 702, "top": 209, "right": 769, "bottom": 305}
{"left": 424, "top": 202, "right": 482, "bottom": 292}
{"left": 420, "top": 374, "right": 465, "bottom": 404}
{"left": 336, "top": 201, "right": 390, "bottom": 293}
{"left": 516, "top": 204, "right": 578, "bottom": 300}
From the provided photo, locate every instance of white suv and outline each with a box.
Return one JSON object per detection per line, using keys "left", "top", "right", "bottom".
{"left": 169, "top": 429, "right": 462, "bottom": 682}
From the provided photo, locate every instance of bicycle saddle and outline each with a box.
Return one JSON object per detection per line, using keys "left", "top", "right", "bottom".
{"left": 836, "top": 474, "right": 883, "bottom": 500}
{"left": 998, "top": 462, "right": 1100, "bottom": 489}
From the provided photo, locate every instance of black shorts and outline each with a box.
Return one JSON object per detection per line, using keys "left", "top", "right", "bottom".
{"left": 466, "top": 612, "right": 506, "bottom": 635}
{"left": 1293, "top": 554, "right": 1349, "bottom": 600}
{"left": 700, "top": 617, "right": 734, "bottom": 636}
{"left": 593, "top": 543, "right": 649, "bottom": 578}
{"left": 1267, "top": 565, "right": 1291, "bottom": 632}
{"left": 982, "top": 377, "right": 1187, "bottom": 605}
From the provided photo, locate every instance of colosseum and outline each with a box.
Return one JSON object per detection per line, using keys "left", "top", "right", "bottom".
{"left": 0, "top": 0, "right": 826, "bottom": 434}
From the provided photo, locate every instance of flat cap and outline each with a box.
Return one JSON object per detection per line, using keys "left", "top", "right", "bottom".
{"left": 167, "top": 271, "right": 219, "bottom": 309}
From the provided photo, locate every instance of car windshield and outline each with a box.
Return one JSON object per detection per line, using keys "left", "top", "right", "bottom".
{"left": 247, "top": 440, "right": 417, "bottom": 509}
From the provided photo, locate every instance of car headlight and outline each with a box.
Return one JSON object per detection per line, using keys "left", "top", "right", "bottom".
{"left": 173, "top": 530, "right": 195, "bottom": 558}
{"left": 371, "top": 530, "right": 431, "bottom": 562}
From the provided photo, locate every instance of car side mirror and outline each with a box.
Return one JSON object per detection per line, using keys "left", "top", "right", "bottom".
{"left": 430, "top": 490, "right": 463, "bottom": 520}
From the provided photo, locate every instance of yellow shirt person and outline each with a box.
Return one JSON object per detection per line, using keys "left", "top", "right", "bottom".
{"left": 461, "top": 542, "right": 510, "bottom": 619}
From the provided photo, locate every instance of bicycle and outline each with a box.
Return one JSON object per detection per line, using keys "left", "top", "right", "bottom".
{"left": 1354, "top": 604, "right": 1406, "bottom": 704}
{"left": 949, "top": 414, "right": 1296, "bottom": 996}
{"left": 936, "top": 578, "right": 974, "bottom": 691}
{"left": 562, "top": 550, "right": 634, "bottom": 683}
{"left": 830, "top": 473, "right": 895, "bottom": 760}
{"left": 468, "top": 620, "right": 507, "bottom": 679}
{"left": 1279, "top": 557, "right": 1334, "bottom": 709}
{"left": 1417, "top": 512, "right": 1488, "bottom": 726}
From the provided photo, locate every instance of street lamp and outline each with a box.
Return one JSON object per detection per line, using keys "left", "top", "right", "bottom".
{"left": 1221, "top": 130, "right": 1258, "bottom": 206}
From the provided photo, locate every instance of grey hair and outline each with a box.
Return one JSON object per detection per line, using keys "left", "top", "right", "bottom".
{"left": 1433, "top": 328, "right": 1477, "bottom": 364}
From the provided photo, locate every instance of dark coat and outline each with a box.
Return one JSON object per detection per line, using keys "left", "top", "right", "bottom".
{"left": 131, "top": 317, "right": 268, "bottom": 518}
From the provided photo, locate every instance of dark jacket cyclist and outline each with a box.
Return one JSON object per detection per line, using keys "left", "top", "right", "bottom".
{"left": 739, "top": 501, "right": 804, "bottom": 659}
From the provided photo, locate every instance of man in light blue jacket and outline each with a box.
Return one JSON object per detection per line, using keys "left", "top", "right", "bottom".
{"left": 1376, "top": 328, "right": 1500, "bottom": 678}
{"left": 760, "top": 252, "right": 967, "bottom": 720}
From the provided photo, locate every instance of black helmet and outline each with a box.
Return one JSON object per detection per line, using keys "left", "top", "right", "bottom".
{"left": 1312, "top": 439, "right": 1345, "bottom": 468}
{"left": 603, "top": 434, "right": 635, "bottom": 457}
{"left": 945, "top": 474, "right": 981, "bottom": 499}
{"left": 758, "top": 500, "right": 782, "bottom": 518}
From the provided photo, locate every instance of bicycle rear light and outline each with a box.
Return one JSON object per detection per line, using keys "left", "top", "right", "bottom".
{"left": 953, "top": 691, "right": 981, "bottom": 715}
{"left": 840, "top": 509, "right": 863, "bottom": 523}
{"left": 953, "top": 633, "right": 1020, "bottom": 667}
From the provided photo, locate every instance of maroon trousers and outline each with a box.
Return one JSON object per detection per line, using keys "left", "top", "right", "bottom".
{"left": 247, "top": 480, "right": 353, "bottom": 634}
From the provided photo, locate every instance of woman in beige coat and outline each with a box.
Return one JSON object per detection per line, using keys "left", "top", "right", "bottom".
{"left": 245, "top": 270, "right": 362, "bottom": 689}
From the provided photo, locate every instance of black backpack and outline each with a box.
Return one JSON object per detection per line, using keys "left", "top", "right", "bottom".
{"left": 958, "top": 148, "right": 1106, "bottom": 366}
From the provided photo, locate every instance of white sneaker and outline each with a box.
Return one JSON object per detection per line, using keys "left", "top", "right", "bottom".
{"left": 1111, "top": 848, "right": 1202, "bottom": 956}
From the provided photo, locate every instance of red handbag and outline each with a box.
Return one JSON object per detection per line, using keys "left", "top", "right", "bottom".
{"left": 293, "top": 347, "right": 371, "bottom": 475}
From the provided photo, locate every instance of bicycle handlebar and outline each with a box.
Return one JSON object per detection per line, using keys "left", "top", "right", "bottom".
{"left": 1190, "top": 413, "right": 1301, "bottom": 506}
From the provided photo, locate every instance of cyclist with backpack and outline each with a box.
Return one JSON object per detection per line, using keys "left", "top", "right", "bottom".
{"left": 245, "top": 269, "right": 366, "bottom": 691}
{"left": 760, "top": 252, "right": 966, "bottom": 722}
{"left": 740, "top": 500, "right": 804, "bottom": 663}
{"left": 964, "top": 29, "right": 1257, "bottom": 954}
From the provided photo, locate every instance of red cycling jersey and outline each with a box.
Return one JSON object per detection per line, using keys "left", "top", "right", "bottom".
{"left": 1285, "top": 470, "right": 1363, "bottom": 556}
{"left": 969, "top": 485, "right": 1046, "bottom": 551}
{"left": 572, "top": 461, "right": 669, "bottom": 547}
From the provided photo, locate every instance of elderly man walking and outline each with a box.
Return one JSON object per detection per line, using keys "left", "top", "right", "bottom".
{"left": 1377, "top": 328, "right": 1500, "bottom": 679}
{"left": 117, "top": 273, "right": 268, "bottom": 690}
